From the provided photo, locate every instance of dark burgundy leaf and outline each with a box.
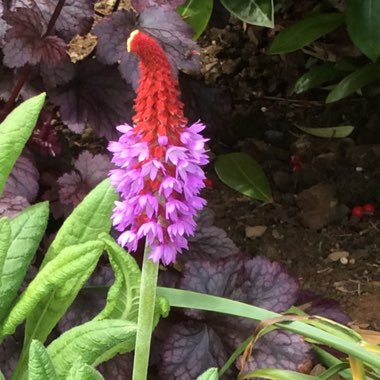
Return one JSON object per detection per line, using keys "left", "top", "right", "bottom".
{"left": 118, "top": 53, "right": 139, "bottom": 88}
{"left": 3, "top": 7, "right": 67, "bottom": 68}
{"left": 97, "top": 353, "right": 133, "bottom": 380}
{"left": 132, "top": 0, "right": 186, "bottom": 12}
{"left": 238, "top": 330, "right": 314, "bottom": 379}
{"left": 139, "top": 7, "right": 200, "bottom": 75}
{"left": 0, "top": 335, "right": 22, "bottom": 378}
{"left": 48, "top": 58, "right": 134, "bottom": 138}
{"left": 12, "top": 0, "right": 95, "bottom": 42}
{"left": 40, "top": 56, "right": 75, "bottom": 87}
{"left": 184, "top": 208, "right": 239, "bottom": 262}
{"left": 159, "top": 321, "right": 230, "bottom": 380}
{"left": 0, "top": 193, "right": 29, "bottom": 218}
{"left": 296, "top": 291, "right": 351, "bottom": 325}
{"left": 93, "top": 10, "right": 136, "bottom": 65}
{"left": 5, "top": 150, "right": 39, "bottom": 202}
{"left": 0, "top": 3, "right": 7, "bottom": 47}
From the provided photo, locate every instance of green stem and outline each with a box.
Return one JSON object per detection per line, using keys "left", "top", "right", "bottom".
{"left": 132, "top": 244, "right": 159, "bottom": 380}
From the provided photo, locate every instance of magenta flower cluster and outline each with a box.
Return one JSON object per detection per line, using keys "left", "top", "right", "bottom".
{"left": 108, "top": 122, "right": 208, "bottom": 265}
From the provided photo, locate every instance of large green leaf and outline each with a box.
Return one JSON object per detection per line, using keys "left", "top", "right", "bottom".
{"left": 326, "top": 63, "right": 380, "bottom": 103}
{"left": 196, "top": 367, "right": 218, "bottom": 380}
{"left": 179, "top": 0, "right": 213, "bottom": 39}
{"left": 2, "top": 241, "right": 104, "bottom": 337}
{"left": 220, "top": 0, "right": 274, "bottom": 28}
{"left": 96, "top": 234, "right": 140, "bottom": 322}
{"left": 42, "top": 179, "right": 117, "bottom": 265}
{"left": 47, "top": 319, "right": 136, "bottom": 378}
{"left": 269, "top": 13, "right": 344, "bottom": 54}
{"left": 66, "top": 361, "right": 104, "bottom": 380}
{"left": 0, "top": 202, "right": 49, "bottom": 325}
{"left": 292, "top": 63, "right": 347, "bottom": 94}
{"left": 242, "top": 369, "right": 318, "bottom": 380}
{"left": 28, "top": 340, "right": 58, "bottom": 380}
{"left": 215, "top": 152, "right": 272, "bottom": 202}
{"left": 0, "top": 370, "right": 5, "bottom": 380}
{"left": 0, "top": 218, "right": 11, "bottom": 291}
{"left": 0, "top": 93, "right": 45, "bottom": 195}
{"left": 346, "top": 0, "right": 380, "bottom": 62}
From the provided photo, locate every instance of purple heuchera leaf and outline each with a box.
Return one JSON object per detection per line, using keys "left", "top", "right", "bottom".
{"left": 0, "top": 336, "right": 22, "bottom": 378}
{"left": 5, "top": 150, "right": 39, "bottom": 202}
{"left": 183, "top": 208, "right": 239, "bottom": 262}
{"left": 0, "top": 194, "right": 29, "bottom": 218}
{"left": 57, "top": 151, "right": 113, "bottom": 209}
{"left": 238, "top": 330, "right": 314, "bottom": 379}
{"left": 3, "top": 7, "right": 67, "bottom": 68}
{"left": 159, "top": 321, "right": 230, "bottom": 380}
{"left": 0, "top": 3, "right": 7, "bottom": 47}
{"left": 12, "top": 0, "right": 95, "bottom": 42}
{"left": 40, "top": 57, "right": 75, "bottom": 88}
{"left": 139, "top": 7, "right": 200, "bottom": 74}
{"left": 131, "top": 0, "right": 186, "bottom": 12}
{"left": 48, "top": 58, "right": 134, "bottom": 139}
{"left": 97, "top": 353, "right": 133, "bottom": 380}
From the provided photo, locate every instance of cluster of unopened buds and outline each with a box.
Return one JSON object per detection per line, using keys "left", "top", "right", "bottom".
{"left": 351, "top": 203, "right": 375, "bottom": 219}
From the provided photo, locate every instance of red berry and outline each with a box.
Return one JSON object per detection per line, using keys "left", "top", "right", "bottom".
{"left": 290, "top": 155, "right": 302, "bottom": 166}
{"left": 362, "top": 203, "right": 375, "bottom": 215}
{"left": 292, "top": 163, "right": 302, "bottom": 172}
{"left": 204, "top": 177, "right": 215, "bottom": 189}
{"left": 351, "top": 206, "right": 364, "bottom": 218}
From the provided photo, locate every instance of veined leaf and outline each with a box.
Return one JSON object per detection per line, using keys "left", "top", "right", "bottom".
{"left": 197, "top": 367, "right": 218, "bottom": 380}
{"left": 220, "top": 0, "right": 274, "bottom": 28}
{"left": 0, "top": 93, "right": 46, "bottom": 195}
{"left": 0, "top": 202, "right": 49, "bottom": 325}
{"left": 0, "top": 218, "right": 11, "bottom": 292}
{"left": 96, "top": 234, "right": 141, "bottom": 322}
{"left": 326, "top": 63, "right": 380, "bottom": 103}
{"left": 215, "top": 152, "right": 272, "bottom": 202}
{"left": 242, "top": 368, "right": 318, "bottom": 379}
{"left": 295, "top": 125, "right": 354, "bottom": 138}
{"left": 47, "top": 319, "right": 136, "bottom": 378}
{"left": 179, "top": 0, "right": 213, "bottom": 39}
{"left": 346, "top": 0, "right": 380, "bottom": 62}
{"left": 42, "top": 179, "right": 117, "bottom": 265}
{"left": 0, "top": 370, "right": 5, "bottom": 380}
{"left": 28, "top": 340, "right": 58, "bottom": 380}
{"left": 269, "top": 13, "right": 344, "bottom": 54}
{"left": 66, "top": 361, "right": 104, "bottom": 380}
{"left": 2, "top": 240, "right": 104, "bottom": 337}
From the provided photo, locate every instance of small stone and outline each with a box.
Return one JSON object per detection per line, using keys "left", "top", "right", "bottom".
{"left": 340, "top": 257, "right": 348, "bottom": 265}
{"left": 349, "top": 258, "right": 356, "bottom": 265}
{"left": 327, "top": 250, "right": 349, "bottom": 262}
{"left": 245, "top": 225, "right": 267, "bottom": 239}
{"left": 272, "top": 229, "right": 284, "bottom": 240}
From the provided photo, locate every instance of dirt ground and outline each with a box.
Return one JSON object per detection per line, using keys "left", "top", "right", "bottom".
{"left": 200, "top": 19, "right": 380, "bottom": 331}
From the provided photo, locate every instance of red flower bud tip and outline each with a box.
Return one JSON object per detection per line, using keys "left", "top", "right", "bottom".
{"left": 290, "top": 155, "right": 303, "bottom": 166}
{"left": 204, "top": 177, "right": 215, "bottom": 189}
{"left": 292, "top": 162, "right": 302, "bottom": 172}
{"left": 351, "top": 205, "right": 363, "bottom": 219}
{"left": 362, "top": 203, "right": 375, "bottom": 215}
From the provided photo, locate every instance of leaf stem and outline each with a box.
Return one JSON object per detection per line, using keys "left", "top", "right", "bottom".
{"left": 132, "top": 244, "right": 159, "bottom": 380}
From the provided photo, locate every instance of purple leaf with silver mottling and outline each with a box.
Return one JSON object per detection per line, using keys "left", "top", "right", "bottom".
{"left": 40, "top": 57, "right": 75, "bottom": 88}
{"left": 4, "top": 150, "right": 39, "bottom": 202}
{"left": 131, "top": 0, "right": 186, "bottom": 12}
{"left": 48, "top": 58, "right": 134, "bottom": 138}
{"left": 12, "top": 0, "right": 95, "bottom": 42}
{"left": 238, "top": 330, "right": 314, "bottom": 379}
{"left": 0, "top": 335, "right": 22, "bottom": 378}
{"left": 159, "top": 321, "right": 230, "bottom": 380}
{"left": 3, "top": 7, "right": 67, "bottom": 68}
{"left": 139, "top": 7, "right": 200, "bottom": 74}
{"left": 97, "top": 353, "right": 133, "bottom": 380}
{"left": 0, "top": 193, "right": 29, "bottom": 218}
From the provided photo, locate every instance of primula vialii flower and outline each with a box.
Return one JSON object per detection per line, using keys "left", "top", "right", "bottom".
{"left": 108, "top": 30, "right": 208, "bottom": 265}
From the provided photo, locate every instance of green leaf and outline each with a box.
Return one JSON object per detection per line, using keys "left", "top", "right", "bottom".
{"left": 178, "top": 0, "right": 213, "bottom": 39}
{"left": 292, "top": 63, "right": 347, "bottom": 94}
{"left": 242, "top": 369, "right": 318, "bottom": 380}
{"left": 295, "top": 125, "right": 354, "bottom": 138}
{"left": 47, "top": 319, "right": 136, "bottom": 378}
{"left": 66, "top": 361, "right": 104, "bottom": 380}
{"left": 96, "top": 234, "right": 141, "bottom": 322}
{"left": 0, "top": 93, "right": 46, "bottom": 195}
{"left": 1, "top": 240, "right": 104, "bottom": 337}
{"left": 220, "top": 0, "right": 274, "bottom": 28}
{"left": 326, "top": 63, "right": 380, "bottom": 103}
{"left": 215, "top": 152, "right": 272, "bottom": 202}
{"left": 346, "top": 0, "right": 380, "bottom": 61}
{"left": 0, "top": 218, "right": 11, "bottom": 291}
{"left": 0, "top": 370, "right": 5, "bottom": 380}
{"left": 42, "top": 179, "right": 117, "bottom": 265}
{"left": 28, "top": 340, "right": 58, "bottom": 380}
{"left": 196, "top": 367, "right": 218, "bottom": 380}
{"left": 0, "top": 202, "right": 49, "bottom": 324}
{"left": 269, "top": 13, "right": 344, "bottom": 54}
